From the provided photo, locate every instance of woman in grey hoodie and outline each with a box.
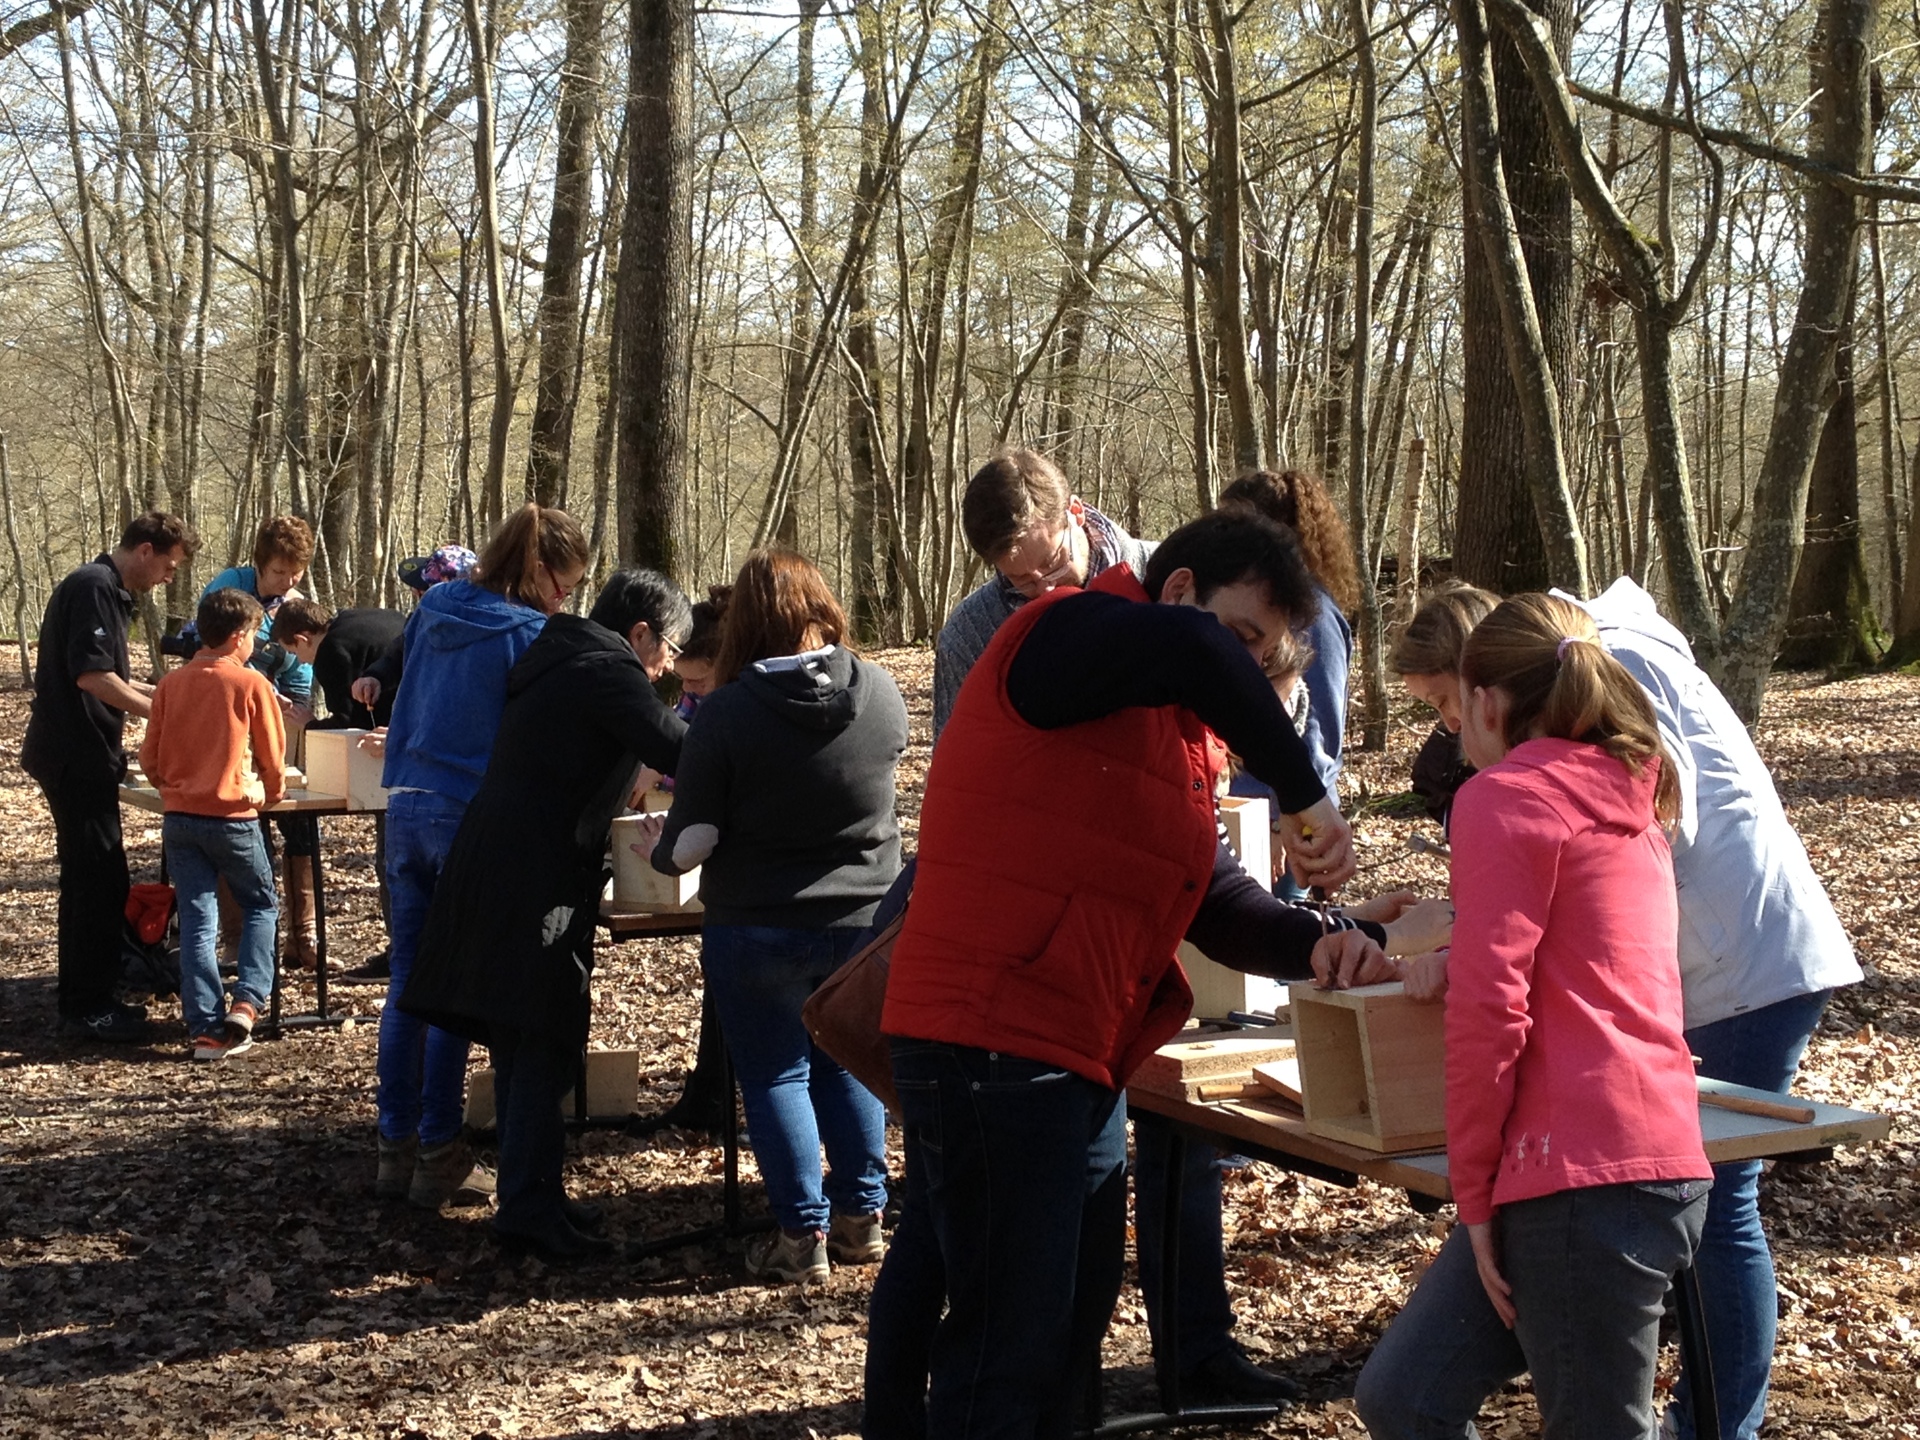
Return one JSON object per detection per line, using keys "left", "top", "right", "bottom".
{"left": 650, "top": 548, "right": 907, "bottom": 1284}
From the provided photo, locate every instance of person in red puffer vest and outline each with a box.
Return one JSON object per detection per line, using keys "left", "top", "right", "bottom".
{"left": 877, "top": 510, "right": 1386, "bottom": 1440}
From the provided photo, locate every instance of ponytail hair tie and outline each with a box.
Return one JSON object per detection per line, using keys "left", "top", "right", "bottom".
{"left": 1556, "top": 635, "right": 1578, "bottom": 662}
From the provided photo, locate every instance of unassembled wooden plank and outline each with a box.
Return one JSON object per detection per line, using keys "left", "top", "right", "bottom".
{"left": 1132, "top": 1026, "right": 1296, "bottom": 1101}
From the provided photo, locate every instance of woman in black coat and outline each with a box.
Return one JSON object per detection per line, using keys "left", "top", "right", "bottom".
{"left": 403, "top": 569, "right": 690, "bottom": 1261}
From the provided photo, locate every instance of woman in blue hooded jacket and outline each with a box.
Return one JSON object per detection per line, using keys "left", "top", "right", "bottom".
{"left": 374, "top": 503, "right": 591, "bottom": 1210}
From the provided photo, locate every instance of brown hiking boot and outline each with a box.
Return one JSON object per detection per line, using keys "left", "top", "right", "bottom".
{"left": 284, "top": 855, "right": 320, "bottom": 970}
{"left": 376, "top": 1133, "right": 419, "bottom": 1199}
{"left": 826, "top": 1211, "right": 886, "bottom": 1265}
{"left": 409, "top": 1137, "right": 496, "bottom": 1209}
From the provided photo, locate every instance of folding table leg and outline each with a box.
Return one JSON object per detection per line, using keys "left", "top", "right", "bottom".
{"left": 1674, "top": 1262, "right": 1721, "bottom": 1440}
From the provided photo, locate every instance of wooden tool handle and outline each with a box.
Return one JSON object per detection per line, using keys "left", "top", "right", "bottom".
{"left": 1698, "top": 1089, "right": 1816, "bottom": 1125}
{"left": 1195, "top": 1081, "right": 1267, "bottom": 1102}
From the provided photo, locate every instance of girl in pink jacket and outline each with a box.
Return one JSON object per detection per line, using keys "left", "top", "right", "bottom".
{"left": 1357, "top": 593, "right": 1712, "bottom": 1440}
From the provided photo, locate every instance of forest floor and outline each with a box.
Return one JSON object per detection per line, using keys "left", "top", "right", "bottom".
{"left": 1, "top": 650, "right": 1917, "bottom": 1439}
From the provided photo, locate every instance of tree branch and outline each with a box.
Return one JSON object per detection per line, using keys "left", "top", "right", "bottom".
{"left": 1568, "top": 79, "right": 1920, "bottom": 206}
{"left": 0, "top": 0, "right": 94, "bottom": 63}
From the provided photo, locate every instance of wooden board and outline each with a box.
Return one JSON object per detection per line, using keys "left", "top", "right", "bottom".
{"left": 1289, "top": 980, "right": 1447, "bottom": 1153}
{"left": 119, "top": 783, "right": 348, "bottom": 816}
{"left": 1181, "top": 796, "right": 1291, "bottom": 1020}
{"left": 304, "top": 728, "right": 390, "bottom": 811}
{"left": 1131, "top": 1079, "right": 1893, "bottom": 1206}
{"left": 1252, "top": 1059, "right": 1303, "bottom": 1107}
{"left": 609, "top": 815, "right": 702, "bottom": 911}
{"left": 597, "top": 898, "right": 706, "bottom": 938}
{"left": 1132, "top": 1025, "right": 1295, "bottom": 1102}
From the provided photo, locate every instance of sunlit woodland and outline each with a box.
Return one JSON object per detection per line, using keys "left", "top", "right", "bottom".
{"left": 0, "top": 0, "right": 1916, "bottom": 710}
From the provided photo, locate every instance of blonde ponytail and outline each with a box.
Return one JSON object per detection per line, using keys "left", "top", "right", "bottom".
{"left": 1460, "top": 594, "right": 1679, "bottom": 826}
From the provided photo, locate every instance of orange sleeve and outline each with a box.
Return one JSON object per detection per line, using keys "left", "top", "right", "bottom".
{"left": 251, "top": 673, "right": 287, "bottom": 805}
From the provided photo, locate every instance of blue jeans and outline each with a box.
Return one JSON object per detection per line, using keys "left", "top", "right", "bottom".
{"left": 1673, "top": 989, "right": 1832, "bottom": 1440}
{"left": 165, "top": 813, "right": 277, "bottom": 1038}
{"left": 377, "top": 790, "right": 472, "bottom": 1146}
{"left": 1133, "top": 1116, "right": 1237, "bottom": 1373}
{"left": 882, "top": 1039, "right": 1127, "bottom": 1440}
{"left": 864, "top": 1110, "right": 951, "bottom": 1440}
{"left": 700, "top": 924, "right": 888, "bottom": 1233}
{"left": 1356, "top": 1181, "right": 1709, "bottom": 1439}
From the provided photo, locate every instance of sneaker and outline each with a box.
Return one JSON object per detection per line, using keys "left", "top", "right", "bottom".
{"left": 744, "top": 1227, "right": 829, "bottom": 1284}
{"left": 826, "top": 1211, "right": 886, "bottom": 1265}
{"left": 336, "top": 951, "right": 392, "bottom": 986}
{"left": 226, "top": 1000, "right": 260, "bottom": 1037}
{"left": 409, "top": 1138, "right": 497, "bottom": 1209}
{"left": 375, "top": 1133, "right": 419, "bottom": 1200}
{"left": 61, "top": 1002, "right": 150, "bottom": 1044}
{"left": 192, "top": 1029, "right": 255, "bottom": 1062}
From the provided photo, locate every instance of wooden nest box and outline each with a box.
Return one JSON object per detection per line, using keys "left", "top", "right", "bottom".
{"left": 304, "top": 728, "right": 389, "bottom": 810}
{"left": 466, "top": 1049, "right": 639, "bottom": 1128}
{"left": 1287, "top": 980, "right": 1446, "bottom": 1153}
{"left": 608, "top": 814, "right": 702, "bottom": 911}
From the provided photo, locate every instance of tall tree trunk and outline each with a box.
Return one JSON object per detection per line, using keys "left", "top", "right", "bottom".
{"left": 1717, "top": 0, "right": 1874, "bottom": 718}
{"left": 617, "top": 0, "right": 694, "bottom": 569}
{"left": 54, "top": 11, "right": 136, "bottom": 525}
{"left": 771, "top": 0, "right": 824, "bottom": 548}
{"left": 525, "top": 0, "right": 606, "bottom": 506}
{"left": 1781, "top": 298, "right": 1876, "bottom": 666}
{"left": 1453, "top": 0, "right": 1576, "bottom": 592}
{"left": 1202, "top": 0, "right": 1261, "bottom": 476}
{"left": 0, "top": 434, "right": 33, "bottom": 686}
{"left": 846, "top": 0, "right": 886, "bottom": 640}
{"left": 463, "top": 0, "right": 515, "bottom": 528}
{"left": 1485, "top": 0, "right": 1718, "bottom": 639}
{"left": 1455, "top": 0, "right": 1589, "bottom": 593}
{"left": 1868, "top": 210, "right": 1903, "bottom": 611}
{"left": 1347, "top": 0, "right": 1387, "bottom": 748}
{"left": 1396, "top": 428, "right": 1428, "bottom": 620}
{"left": 903, "top": 0, "right": 1000, "bottom": 630}
{"left": 248, "top": 0, "right": 313, "bottom": 518}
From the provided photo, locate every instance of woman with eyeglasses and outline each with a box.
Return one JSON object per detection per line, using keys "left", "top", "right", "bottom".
{"left": 645, "top": 548, "right": 907, "bottom": 1284}
{"left": 373, "top": 502, "right": 591, "bottom": 1213}
{"left": 401, "top": 568, "right": 691, "bottom": 1263}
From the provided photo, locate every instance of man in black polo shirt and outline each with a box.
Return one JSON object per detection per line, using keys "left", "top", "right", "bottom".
{"left": 24, "top": 512, "right": 198, "bottom": 1042}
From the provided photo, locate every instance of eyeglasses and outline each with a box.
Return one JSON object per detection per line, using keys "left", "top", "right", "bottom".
{"left": 540, "top": 562, "right": 578, "bottom": 604}
{"left": 662, "top": 633, "right": 684, "bottom": 660}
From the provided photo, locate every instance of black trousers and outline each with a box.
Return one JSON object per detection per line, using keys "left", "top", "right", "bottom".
{"left": 493, "top": 1029, "right": 575, "bottom": 1234}
{"left": 42, "top": 769, "right": 130, "bottom": 1018}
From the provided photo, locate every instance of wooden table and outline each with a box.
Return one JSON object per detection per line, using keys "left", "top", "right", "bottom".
{"left": 119, "top": 782, "right": 370, "bottom": 1034}
{"left": 1128, "top": 1077, "right": 1892, "bottom": 1204}
{"left": 597, "top": 897, "right": 705, "bottom": 940}
{"left": 1119, "top": 1080, "right": 1891, "bottom": 1440}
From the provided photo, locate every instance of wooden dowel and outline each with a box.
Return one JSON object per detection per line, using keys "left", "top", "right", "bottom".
{"left": 1698, "top": 1088, "right": 1816, "bottom": 1124}
{"left": 1195, "top": 1080, "right": 1267, "bottom": 1102}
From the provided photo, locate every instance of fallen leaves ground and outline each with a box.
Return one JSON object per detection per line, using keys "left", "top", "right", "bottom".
{"left": 1, "top": 652, "right": 1915, "bottom": 1439}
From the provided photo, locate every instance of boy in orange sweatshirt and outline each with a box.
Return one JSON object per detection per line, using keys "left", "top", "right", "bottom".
{"left": 140, "top": 589, "right": 287, "bottom": 1060}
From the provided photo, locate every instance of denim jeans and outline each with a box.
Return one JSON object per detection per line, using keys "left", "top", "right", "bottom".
{"left": 700, "top": 924, "right": 888, "bottom": 1233}
{"left": 1133, "top": 1115, "right": 1237, "bottom": 1373}
{"left": 882, "top": 1039, "right": 1127, "bottom": 1440}
{"left": 1356, "top": 1181, "right": 1709, "bottom": 1440}
{"left": 377, "top": 790, "right": 472, "bottom": 1146}
{"left": 165, "top": 813, "right": 278, "bottom": 1038}
{"left": 1672, "top": 989, "right": 1832, "bottom": 1440}
{"left": 491, "top": 1027, "right": 575, "bottom": 1235}
{"left": 864, "top": 1111, "right": 951, "bottom": 1440}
